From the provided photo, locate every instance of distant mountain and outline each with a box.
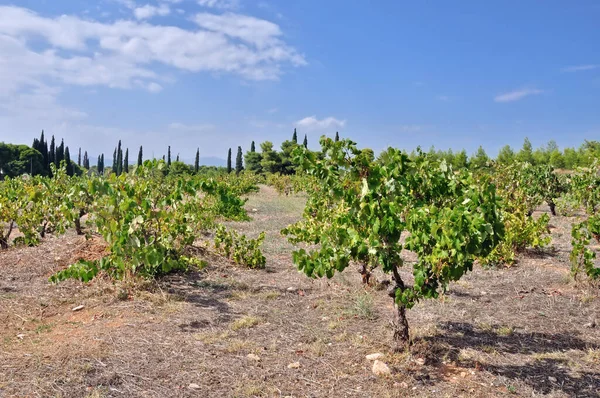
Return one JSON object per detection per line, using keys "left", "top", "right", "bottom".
{"left": 199, "top": 156, "right": 226, "bottom": 167}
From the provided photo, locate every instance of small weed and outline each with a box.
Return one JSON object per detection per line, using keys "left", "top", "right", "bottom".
{"left": 308, "top": 339, "right": 327, "bottom": 357}
{"left": 35, "top": 324, "right": 52, "bottom": 334}
{"left": 225, "top": 339, "right": 255, "bottom": 353}
{"left": 261, "top": 291, "right": 280, "bottom": 300}
{"left": 584, "top": 348, "right": 600, "bottom": 364}
{"left": 194, "top": 331, "right": 232, "bottom": 344}
{"left": 348, "top": 291, "right": 377, "bottom": 320}
{"left": 533, "top": 351, "right": 568, "bottom": 361}
{"left": 231, "top": 316, "right": 261, "bottom": 331}
{"left": 497, "top": 326, "right": 514, "bottom": 336}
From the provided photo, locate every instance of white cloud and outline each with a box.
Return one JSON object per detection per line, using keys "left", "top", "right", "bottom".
{"left": 296, "top": 116, "right": 346, "bottom": 130}
{"left": 494, "top": 88, "right": 544, "bottom": 103}
{"left": 134, "top": 4, "right": 171, "bottom": 20}
{"left": 197, "top": 0, "right": 238, "bottom": 9}
{"left": 562, "top": 64, "right": 599, "bottom": 72}
{"left": 0, "top": 5, "right": 305, "bottom": 95}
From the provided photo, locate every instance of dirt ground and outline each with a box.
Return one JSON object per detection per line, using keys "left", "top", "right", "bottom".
{"left": 0, "top": 185, "right": 599, "bottom": 398}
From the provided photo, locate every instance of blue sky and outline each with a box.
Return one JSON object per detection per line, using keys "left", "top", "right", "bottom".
{"left": 0, "top": 0, "right": 598, "bottom": 163}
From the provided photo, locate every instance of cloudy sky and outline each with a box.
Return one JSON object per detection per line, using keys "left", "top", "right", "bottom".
{"left": 0, "top": 0, "right": 599, "bottom": 163}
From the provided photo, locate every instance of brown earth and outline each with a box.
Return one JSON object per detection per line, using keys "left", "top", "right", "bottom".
{"left": 0, "top": 185, "right": 599, "bottom": 398}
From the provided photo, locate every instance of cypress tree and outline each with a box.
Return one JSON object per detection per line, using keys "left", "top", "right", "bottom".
{"left": 49, "top": 135, "right": 55, "bottom": 170}
{"left": 116, "top": 140, "right": 123, "bottom": 176}
{"left": 56, "top": 139, "right": 65, "bottom": 168}
{"left": 250, "top": 141, "right": 256, "bottom": 153}
{"left": 83, "top": 151, "right": 89, "bottom": 169}
{"left": 162, "top": 155, "right": 165, "bottom": 161}
{"left": 235, "top": 146, "right": 243, "bottom": 174}
{"left": 112, "top": 148, "right": 117, "bottom": 172}
{"left": 227, "top": 148, "right": 232, "bottom": 173}
{"left": 78, "top": 147, "right": 81, "bottom": 166}
{"left": 39, "top": 131, "right": 48, "bottom": 172}
{"left": 97, "top": 155, "right": 101, "bottom": 173}
{"left": 101, "top": 154, "right": 105, "bottom": 174}
{"left": 195, "top": 148, "right": 200, "bottom": 173}
{"left": 137, "top": 146, "right": 143, "bottom": 167}
{"left": 124, "top": 149, "right": 129, "bottom": 173}
{"left": 167, "top": 146, "right": 171, "bottom": 166}
{"left": 292, "top": 129, "right": 298, "bottom": 144}
{"left": 65, "top": 147, "right": 73, "bottom": 176}
{"left": 335, "top": 131, "right": 340, "bottom": 142}
{"left": 303, "top": 134, "right": 308, "bottom": 149}
{"left": 176, "top": 154, "right": 180, "bottom": 162}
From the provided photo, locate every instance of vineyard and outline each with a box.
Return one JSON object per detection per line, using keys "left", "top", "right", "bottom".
{"left": 0, "top": 137, "right": 599, "bottom": 397}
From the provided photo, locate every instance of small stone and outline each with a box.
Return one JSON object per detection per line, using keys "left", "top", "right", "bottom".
{"left": 188, "top": 383, "right": 201, "bottom": 389}
{"left": 16, "top": 334, "right": 25, "bottom": 340}
{"left": 286, "top": 287, "right": 297, "bottom": 292}
{"left": 548, "top": 376, "right": 557, "bottom": 383}
{"left": 415, "top": 357, "right": 425, "bottom": 365}
{"left": 366, "top": 353, "right": 384, "bottom": 361}
{"left": 251, "top": 208, "right": 258, "bottom": 213}
{"left": 288, "top": 362, "right": 300, "bottom": 369}
{"left": 460, "top": 372, "right": 467, "bottom": 378}
{"left": 247, "top": 354, "right": 261, "bottom": 361}
{"left": 372, "top": 360, "right": 391, "bottom": 376}
{"left": 72, "top": 305, "right": 85, "bottom": 312}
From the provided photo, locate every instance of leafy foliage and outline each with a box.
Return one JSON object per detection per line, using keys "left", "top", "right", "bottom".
{"left": 568, "top": 162, "right": 600, "bottom": 280}
{"left": 282, "top": 137, "right": 504, "bottom": 344}
{"left": 213, "top": 225, "right": 266, "bottom": 269}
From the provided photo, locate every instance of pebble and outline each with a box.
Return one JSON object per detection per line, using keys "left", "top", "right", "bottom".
{"left": 247, "top": 354, "right": 261, "bottom": 361}
{"left": 72, "top": 305, "right": 85, "bottom": 311}
{"left": 188, "top": 383, "right": 201, "bottom": 390}
{"left": 372, "top": 360, "right": 391, "bottom": 376}
{"left": 287, "top": 362, "right": 300, "bottom": 369}
{"left": 365, "top": 353, "right": 384, "bottom": 361}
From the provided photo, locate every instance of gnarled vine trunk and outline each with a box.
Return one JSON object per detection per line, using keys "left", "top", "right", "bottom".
{"left": 390, "top": 264, "right": 410, "bottom": 351}
{"left": 547, "top": 199, "right": 556, "bottom": 216}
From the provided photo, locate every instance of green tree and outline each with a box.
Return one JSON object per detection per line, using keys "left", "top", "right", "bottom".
{"left": 303, "top": 134, "right": 308, "bottom": 149}
{"left": 452, "top": 150, "right": 469, "bottom": 169}
{"left": 78, "top": 148, "right": 82, "bottom": 167}
{"left": 235, "top": 146, "right": 243, "bottom": 174}
{"left": 56, "top": 139, "right": 65, "bottom": 168}
{"left": 195, "top": 148, "right": 200, "bottom": 173}
{"left": 516, "top": 137, "right": 534, "bottom": 164}
{"left": 49, "top": 135, "right": 55, "bottom": 172}
{"left": 65, "top": 146, "right": 73, "bottom": 176}
{"left": 244, "top": 150, "right": 263, "bottom": 173}
{"left": 167, "top": 146, "right": 171, "bottom": 167}
{"left": 0, "top": 143, "right": 44, "bottom": 177}
{"left": 280, "top": 140, "right": 298, "bottom": 175}
{"left": 260, "top": 141, "right": 281, "bottom": 173}
{"left": 227, "top": 148, "right": 232, "bottom": 173}
{"left": 137, "top": 146, "right": 143, "bottom": 167}
{"left": 250, "top": 141, "right": 256, "bottom": 152}
{"left": 335, "top": 131, "right": 340, "bottom": 142}
{"left": 497, "top": 145, "right": 515, "bottom": 165}
{"left": 112, "top": 149, "right": 117, "bottom": 173}
{"left": 116, "top": 140, "right": 123, "bottom": 176}
{"left": 292, "top": 129, "right": 298, "bottom": 144}
{"left": 124, "top": 148, "right": 129, "bottom": 173}
{"left": 471, "top": 146, "right": 489, "bottom": 169}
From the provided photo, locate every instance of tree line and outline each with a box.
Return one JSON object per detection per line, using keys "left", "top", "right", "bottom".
{"left": 1, "top": 130, "right": 599, "bottom": 180}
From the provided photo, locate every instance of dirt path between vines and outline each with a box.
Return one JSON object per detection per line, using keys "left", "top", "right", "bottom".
{"left": 0, "top": 185, "right": 599, "bottom": 397}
